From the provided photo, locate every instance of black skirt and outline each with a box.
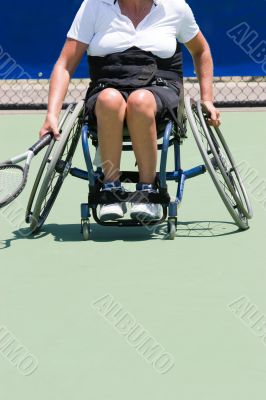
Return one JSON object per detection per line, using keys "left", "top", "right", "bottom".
{"left": 85, "top": 79, "right": 182, "bottom": 127}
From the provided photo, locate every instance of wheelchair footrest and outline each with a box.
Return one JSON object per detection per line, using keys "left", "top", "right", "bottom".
{"left": 88, "top": 190, "right": 170, "bottom": 205}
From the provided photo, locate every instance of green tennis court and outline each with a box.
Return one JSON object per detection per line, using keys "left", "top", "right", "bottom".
{"left": 0, "top": 109, "right": 266, "bottom": 399}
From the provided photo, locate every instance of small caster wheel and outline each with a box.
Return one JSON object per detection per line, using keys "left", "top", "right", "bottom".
{"left": 82, "top": 221, "right": 91, "bottom": 241}
{"left": 167, "top": 218, "right": 177, "bottom": 240}
{"left": 25, "top": 212, "right": 33, "bottom": 224}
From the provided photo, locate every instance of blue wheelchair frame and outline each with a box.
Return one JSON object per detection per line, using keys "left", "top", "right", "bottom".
{"left": 69, "top": 115, "right": 207, "bottom": 229}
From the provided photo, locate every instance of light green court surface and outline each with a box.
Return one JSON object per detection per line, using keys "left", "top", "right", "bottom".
{"left": 0, "top": 110, "right": 266, "bottom": 400}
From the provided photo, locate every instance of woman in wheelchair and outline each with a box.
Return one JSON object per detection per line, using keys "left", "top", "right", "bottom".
{"left": 39, "top": 0, "right": 220, "bottom": 222}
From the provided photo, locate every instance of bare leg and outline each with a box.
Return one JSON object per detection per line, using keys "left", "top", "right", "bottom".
{"left": 126, "top": 90, "right": 157, "bottom": 184}
{"left": 95, "top": 88, "right": 127, "bottom": 182}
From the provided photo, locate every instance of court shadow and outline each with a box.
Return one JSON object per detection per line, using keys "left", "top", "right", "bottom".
{"left": 1, "top": 219, "right": 241, "bottom": 248}
{"left": 0, "top": 229, "right": 48, "bottom": 249}
{"left": 32, "top": 220, "right": 241, "bottom": 241}
{"left": 28, "top": 219, "right": 242, "bottom": 241}
{"left": 41, "top": 223, "right": 161, "bottom": 242}
{"left": 173, "top": 220, "right": 241, "bottom": 238}
{"left": 1, "top": 223, "right": 159, "bottom": 247}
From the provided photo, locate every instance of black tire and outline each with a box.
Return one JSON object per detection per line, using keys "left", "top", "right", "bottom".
{"left": 28, "top": 101, "right": 84, "bottom": 233}
{"left": 185, "top": 96, "right": 253, "bottom": 230}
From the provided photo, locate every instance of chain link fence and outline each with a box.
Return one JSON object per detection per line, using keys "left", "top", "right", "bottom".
{"left": 0, "top": 76, "right": 265, "bottom": 109}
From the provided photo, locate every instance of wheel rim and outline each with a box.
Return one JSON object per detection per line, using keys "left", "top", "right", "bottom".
{"left": 196, "top": 101, "right": 253, "bottom": 219}
{"left": 185, "top": 96, "right": 250, "bottom": 230}
{"left": 26, "top": 104, "right": 77, "bottom": 224}
{"left": 30, "top": 102, "right": 84, "bottom": 232}
{"left": 37, "top": 115, "right": 82, "bottom": 228}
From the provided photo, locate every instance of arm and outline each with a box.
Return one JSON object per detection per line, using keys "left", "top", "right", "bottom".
{"left": 40, "top": 38, "right": 88, "bottom": 138}
{"left": 185, "top": 32, "right": 221, "bottom": 127}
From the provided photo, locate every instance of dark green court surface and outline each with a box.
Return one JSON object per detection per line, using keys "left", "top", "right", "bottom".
{"left": 0, "top": 110, "right": 266, "bottom": 399}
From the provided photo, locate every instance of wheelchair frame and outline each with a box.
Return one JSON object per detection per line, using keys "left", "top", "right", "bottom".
{"left": 72, "top": 116, "right": 206, "bottom": 238}
{"left": 26, "top": 95, "right": 253, "bottom": 240}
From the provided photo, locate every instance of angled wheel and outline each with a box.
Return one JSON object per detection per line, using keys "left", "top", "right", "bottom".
{"left": 26, "top": 104, "right": 74, "bottom": 223}
{"left": 27, "top": 101, "right": 84, "bottom": 233}
{"left": 185, "top": 96, "right": 253, "bottom": 230}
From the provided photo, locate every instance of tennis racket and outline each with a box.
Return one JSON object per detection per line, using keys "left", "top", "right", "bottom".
{"left": 0, "top": 133, "right": 53, "bottom": 208}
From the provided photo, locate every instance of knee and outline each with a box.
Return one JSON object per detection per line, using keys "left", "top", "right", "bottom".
{"left": 96, "top": 88, "right": 125, "bottom": 114}
{"left": 127, "top": 90, "right": 156, "bottom": 117}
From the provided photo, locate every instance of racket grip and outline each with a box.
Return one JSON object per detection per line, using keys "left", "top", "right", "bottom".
{"left": 29, "top": 132, "right": 53, "bottom": 155}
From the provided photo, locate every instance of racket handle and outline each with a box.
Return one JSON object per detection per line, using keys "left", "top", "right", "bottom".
{"left": 29, "top": 132, "right": 54, "bottom": 155}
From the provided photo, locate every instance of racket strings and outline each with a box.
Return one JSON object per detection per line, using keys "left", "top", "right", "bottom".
{"left": 0, "top": 166, "right": 24, "bottom": 203}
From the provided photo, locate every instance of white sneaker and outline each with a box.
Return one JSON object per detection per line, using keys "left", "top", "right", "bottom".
{"left": 99, "top": 202, "right": 127, "bottom": 222}
{"left": 99, "top": 181, "right": 127, "bottom": 222}
{"left": 130, "top": 183, "right": 162, "bottom": 221}
{"left": 130, "top": 202, "right": 162, "bottom": 221}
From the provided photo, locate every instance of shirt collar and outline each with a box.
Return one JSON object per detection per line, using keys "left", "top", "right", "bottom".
{"left": 102, "top": 0, "right": 160, "bottom": 5}
{"left": 100, "top": 0, "right": 115, "bottom": 4}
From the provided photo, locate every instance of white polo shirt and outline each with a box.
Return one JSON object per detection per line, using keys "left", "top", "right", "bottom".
{"left": 67, "top": 0, "right": 199, "bottom": 59}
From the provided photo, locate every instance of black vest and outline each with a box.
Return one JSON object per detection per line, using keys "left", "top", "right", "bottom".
{"left": 88, "top": 44, "right": 183, "bottom": 89}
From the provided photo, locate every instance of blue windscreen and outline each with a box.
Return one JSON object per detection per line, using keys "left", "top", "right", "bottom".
{"left": 0, "top": 0, "right": 265, "bottom": 79}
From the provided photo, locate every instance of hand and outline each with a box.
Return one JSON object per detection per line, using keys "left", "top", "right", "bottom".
{"left": 201, "top": 100, "right": 221, "bottom": 128}
{"left": 39, "top": 113, "right": 60, "bottom": 140}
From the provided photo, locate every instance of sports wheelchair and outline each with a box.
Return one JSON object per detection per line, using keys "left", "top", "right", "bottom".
{"left": 25, "top": 91, "right": 253, "bottom": 240}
